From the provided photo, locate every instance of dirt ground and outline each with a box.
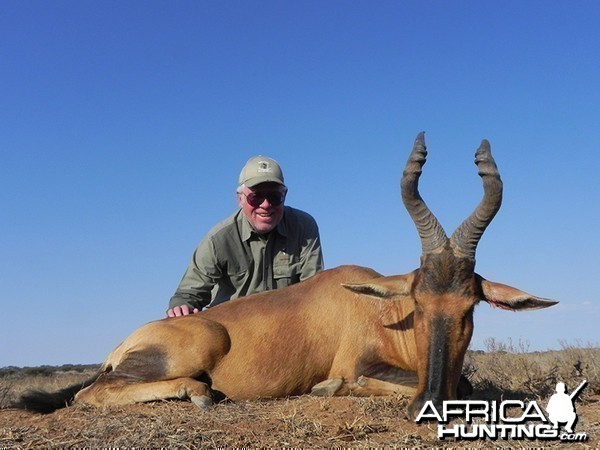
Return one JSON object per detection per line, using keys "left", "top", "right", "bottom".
{"left": 1, "top": 391, "right": 598, "bottom": 449}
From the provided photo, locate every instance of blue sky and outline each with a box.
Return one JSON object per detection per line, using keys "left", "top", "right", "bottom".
{"left": 1, "top": 1, "right": 599, "bottom": 367}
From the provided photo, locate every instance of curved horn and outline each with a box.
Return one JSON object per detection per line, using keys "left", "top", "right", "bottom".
{"left": 451, "top": 139, "right": 503, "bottom": 258}
{"left": 401, "top": 132, "right": 448, "bottom": 254}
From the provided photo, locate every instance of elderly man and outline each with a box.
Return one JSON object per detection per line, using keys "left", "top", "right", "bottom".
{"left": 167, "top": 156, "right": 324, "bottom": 317}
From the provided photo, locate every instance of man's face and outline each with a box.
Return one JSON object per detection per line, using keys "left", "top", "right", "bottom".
{"left": 238, "top": 182, "right": 286, "bottom": 234}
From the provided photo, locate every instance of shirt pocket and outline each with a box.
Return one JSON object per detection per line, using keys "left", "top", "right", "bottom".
{"left": 273, "top": 251, "right": 300, "bottom": 289}
{"left": 225, "top": 262, "right": 249, "bottom": 291}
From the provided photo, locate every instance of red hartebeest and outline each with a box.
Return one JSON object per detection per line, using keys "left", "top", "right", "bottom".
{"left": 20, "top": 132, "right": 557, "bottom": 418}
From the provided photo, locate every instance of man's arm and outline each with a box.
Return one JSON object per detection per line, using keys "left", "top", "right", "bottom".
{"left": 298, "top": 217, "right": 324, "bottom": 281}
{"left": 167, "top": 238, "right": 221, "bottom": 316}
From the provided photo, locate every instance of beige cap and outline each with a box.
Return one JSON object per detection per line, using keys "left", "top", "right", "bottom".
{"left": 238, "top": 156, "right": 285, "bottom": 188}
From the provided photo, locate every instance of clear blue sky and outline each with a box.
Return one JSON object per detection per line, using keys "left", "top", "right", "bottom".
{"left": 1, "top": 1, "right": 598, "bottom": 367}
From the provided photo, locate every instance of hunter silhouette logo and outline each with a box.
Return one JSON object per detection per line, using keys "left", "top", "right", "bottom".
{"left": 415, "top": 379, "right": 589, "bottom": 442}
{"left": 546, "top": 380, "right": 587, "bottom": 434}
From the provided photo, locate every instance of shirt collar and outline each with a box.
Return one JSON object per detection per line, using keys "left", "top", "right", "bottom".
{"left": 238, "top": 208, "right": 288, "bottom": 241}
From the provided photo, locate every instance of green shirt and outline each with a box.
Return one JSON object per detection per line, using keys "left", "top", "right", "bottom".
{"left": 169, "top": 206, "right": 323, "bottom": 310}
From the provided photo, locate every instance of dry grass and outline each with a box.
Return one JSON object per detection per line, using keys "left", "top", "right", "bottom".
{"left": 464, "top": 339, "right": 600, "bottom": 402}
{"left": 1, "top": 343, "right": 599, "bottom": 449}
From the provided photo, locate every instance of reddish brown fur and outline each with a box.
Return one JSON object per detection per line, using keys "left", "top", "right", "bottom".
{"left": 73, "top": 265, "right": 420, "bottom": 408}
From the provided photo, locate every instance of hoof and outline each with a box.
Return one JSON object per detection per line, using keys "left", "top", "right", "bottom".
{"left": 191, "top": 395, "right": 213, "bottom": 410}
{"left": 356, "top": 375, "right": 367, "bottom": 387}
{"left": 310, "top": 378, "right": 343, "bottom": 397}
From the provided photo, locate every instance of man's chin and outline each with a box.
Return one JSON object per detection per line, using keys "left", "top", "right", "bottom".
{"left": 255, "top": 225, "right": 276, "bottom": 235}
{"left": 250, "top": 220, "right": 276, "bottom": 234}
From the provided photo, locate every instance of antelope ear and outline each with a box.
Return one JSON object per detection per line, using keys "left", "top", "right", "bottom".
{"left": 342, "top": 272, "right": 415, "bottom": 300}
{"left": 477, "top": 275, "right": 558, "bottom": 311}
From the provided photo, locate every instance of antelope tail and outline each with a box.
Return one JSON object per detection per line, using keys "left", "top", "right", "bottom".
{"left": 18, "top": 373, "right": 101, "bottom": 413}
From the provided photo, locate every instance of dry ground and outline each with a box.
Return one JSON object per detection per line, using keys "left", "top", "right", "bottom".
{"left": 1, "top": 345, "right": 599, "bottom": 449}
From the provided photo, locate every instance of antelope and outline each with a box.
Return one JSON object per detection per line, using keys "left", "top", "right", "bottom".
{"left": 20, "top": 132, "right": 557, "bottom": 419}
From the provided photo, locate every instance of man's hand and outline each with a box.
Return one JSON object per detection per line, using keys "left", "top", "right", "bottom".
{"left": 166, "top": 305, "right": 201, "bottom": 318}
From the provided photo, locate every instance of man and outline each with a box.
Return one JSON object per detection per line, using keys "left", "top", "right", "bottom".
{"left": 167, "top": 156, "right": 324, "bottom": 317}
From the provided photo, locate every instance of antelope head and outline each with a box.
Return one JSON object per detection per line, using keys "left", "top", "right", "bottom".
{"left": 402, "top": 132, "right": 560, "bottom": 417}
{"left": 346, "top": 132, "right": 558, "bottom": 419}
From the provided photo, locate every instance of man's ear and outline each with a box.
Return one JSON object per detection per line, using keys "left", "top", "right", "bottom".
{"left": 477, "top": 274, "right": 558, "bottom": 311}
{"left": 342, "top": 272, "right": 415, "bottom": 300}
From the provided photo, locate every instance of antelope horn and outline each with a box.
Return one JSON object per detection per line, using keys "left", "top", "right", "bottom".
{"left": 451, "top": 139, "right": 503, "bottom": 259}
{"left": 401, "top": 132, "right": 448, "bottom": 254}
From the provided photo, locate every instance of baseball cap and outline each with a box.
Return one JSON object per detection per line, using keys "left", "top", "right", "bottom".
{"left": 238, "top": 156, "right": 285, "bottom": 188}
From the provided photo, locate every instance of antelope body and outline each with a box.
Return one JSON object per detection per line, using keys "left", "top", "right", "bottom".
{"left": 20, "top": 133, "right": 557, "bottom": 418}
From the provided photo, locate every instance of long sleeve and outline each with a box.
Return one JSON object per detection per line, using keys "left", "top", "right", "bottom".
{"left": 298, "top": 219, "right": 324, "bottom": 281}
{"left": 168, "top": 237, "right": 220, "bottom": 311}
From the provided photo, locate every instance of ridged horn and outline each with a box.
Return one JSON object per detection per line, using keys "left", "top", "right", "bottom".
{"left": 401, "top": 132, "right": 448, "bottom": 254}
{"left": 450, "top": 139, "right": 503, "bottom": 259}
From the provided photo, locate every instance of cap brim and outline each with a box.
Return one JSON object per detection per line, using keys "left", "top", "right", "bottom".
{"left": 244, "top": 176, "right": 285, "bottom": 188}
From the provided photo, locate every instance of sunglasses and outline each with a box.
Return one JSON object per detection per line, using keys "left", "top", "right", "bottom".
{"left": 243, "top": 190, "right": 286, "bottom": 207}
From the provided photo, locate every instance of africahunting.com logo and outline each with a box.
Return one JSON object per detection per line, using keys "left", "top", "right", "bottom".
{"left": 416, "top": 380, "right": 589, "bottom": 442}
